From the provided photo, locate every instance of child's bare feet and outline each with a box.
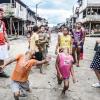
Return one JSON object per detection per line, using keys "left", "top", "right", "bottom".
{"left": 61, "top": 90, "right": 66, "bottom": 95}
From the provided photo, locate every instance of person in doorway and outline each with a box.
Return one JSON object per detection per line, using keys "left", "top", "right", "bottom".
{"left": 55, "top": 48, "right": 76, "bottom": 95}
{"left": 0, "top": 51, "right": 49, "bottom": 100}
{"left": 90, "top": 40, "right": 100, "bottom": 88}
{"left": 72, "top": 22, "right": 85, "bottom": 67}
{"left": 0, "top": 8, "right": 10, "bottom": 78}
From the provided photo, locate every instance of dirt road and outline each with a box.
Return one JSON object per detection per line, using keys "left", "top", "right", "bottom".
{"left": 0, "top": 34, "right": 100, "bottom": 100}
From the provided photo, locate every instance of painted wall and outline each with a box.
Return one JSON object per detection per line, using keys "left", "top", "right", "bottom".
{"left": 14, "top": 1, "right": 27, "bottom": 20}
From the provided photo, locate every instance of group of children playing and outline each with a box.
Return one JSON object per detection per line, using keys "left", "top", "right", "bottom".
{"left": 28, "top": 25, "right": 50, "bottom": 73}
{"left": 55, "top": 26, "right": 76, "bottom": 95}
{"left": 0, "top": 26, "right": 77, "bottom": 100}
{"left": 55, "top": 22, "right": 86, "bottom": 95}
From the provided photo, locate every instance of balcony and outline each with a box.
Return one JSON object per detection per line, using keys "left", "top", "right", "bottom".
{"left": 86, "top": 15, "right": 100, "bottom": 21}
{"left": 77, "top": 15, "right": 100, "bottom": 23}
{"left": 87, "top": 3, "right": 100, "bottom": 7}
{"left": 79, "top": 1, "right": 100, "bottom": 13}
{"left": 87, "top": 0, "right": 100, "bottom": 7}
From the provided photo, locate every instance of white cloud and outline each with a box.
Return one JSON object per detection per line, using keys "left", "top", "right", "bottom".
{"left": 52, "top": 0, "right": 67, "bottom": 4}
{"left": 33, "top": 8, "right": 72, "bottom": 25}
{"left": 48, "top": 24, "right": 55, "bottom": 27}
{"left": 31, "top": 0, "right": 43, "bottom": 3}
{"left": 22, "top": 0, "right": 74, "bottom": 26}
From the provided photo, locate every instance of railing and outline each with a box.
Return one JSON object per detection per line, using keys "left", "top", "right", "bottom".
{"left": 79, "top": 2, "right": 100, "bottom": 13}
{"left": 86, "top": 15, "right": 100, "bottom": 21}
{"left": 88, "top": 3, "right": 100, "bottom": 7}
{"left": 77, "top": 15, "right": 100, "bottom": 23}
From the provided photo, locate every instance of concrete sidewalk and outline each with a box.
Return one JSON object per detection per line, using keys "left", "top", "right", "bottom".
{"left": 8, "top": 35, "right": 26, "bottom": 41}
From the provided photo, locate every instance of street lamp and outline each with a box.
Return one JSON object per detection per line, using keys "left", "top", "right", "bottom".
{"left": 35, "top": 2, "right": 43, "bottom": 25}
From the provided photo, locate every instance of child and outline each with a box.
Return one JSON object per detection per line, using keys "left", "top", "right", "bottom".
{"left": 0, "top": 51, "right": 49, "bottom": 100}
{"left": 55, "top": 48, "right": 76, "bottom": 94}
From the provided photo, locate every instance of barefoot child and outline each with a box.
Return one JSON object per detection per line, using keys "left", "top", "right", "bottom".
{"left": 0, "top": 51, "right": 49, "bottom": 100}
{"left": 55, "top": 48, "right": 76, "bottom": 94}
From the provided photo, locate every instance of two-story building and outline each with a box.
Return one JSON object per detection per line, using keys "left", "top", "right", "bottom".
{"left": 0, "top": 0, "right": 36, "bottom": 35}
{"left": 76, "top": 0, "right": 100, "bottom": 35}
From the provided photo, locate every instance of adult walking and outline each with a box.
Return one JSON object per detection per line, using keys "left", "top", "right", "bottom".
{"left": 72, "top": 22, "right": 85, "bottom": 67}
{"left": 90, "top": 40, "right": 100, "bottom": 88}
{"left": 0, "top": 8, "right": 10, "bottom": 77}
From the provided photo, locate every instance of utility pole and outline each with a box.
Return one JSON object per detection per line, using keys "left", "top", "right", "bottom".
{"left": 35, "top": 4, "right": 38, "bottom": 25}
{"left": 72, "top": 6, "right": 74, "bottom": 29}
{"left": 35, "top": 2, "right": 43, "bottom": 25}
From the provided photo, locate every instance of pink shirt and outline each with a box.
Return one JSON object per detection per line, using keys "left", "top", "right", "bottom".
{"left": 58, "top": 53, "right": 73, "bottom": 79}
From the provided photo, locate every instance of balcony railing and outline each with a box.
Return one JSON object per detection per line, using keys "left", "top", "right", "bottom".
{"left": 86, "top": 15, "right": 100, "bottom": 21}
{"left": 77, "top": 15, "right": 100, "bottom": 23}
{"left": 87, "top": 3, "right": 100, "bottom": 7}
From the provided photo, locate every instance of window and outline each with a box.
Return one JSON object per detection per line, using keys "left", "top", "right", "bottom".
{"left": 11, "top": 2, "right": 16, "bottom": 8}
{"left": 0, "top": 0, "right": 10, "bottom": 3}
{"left": 83, "top": 10, "right": 86, "bottom": 18}
{"left": 20, "top": 5, "right": 23, "bottom": 11}
{"left": 98, "top": 9, "right": 100, "bottom": 15}
{"left": 87, "top": 8, "right": 91, "bottom": 15}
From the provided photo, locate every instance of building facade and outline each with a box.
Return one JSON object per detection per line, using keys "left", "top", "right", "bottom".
{"left": 0, "top": 0, "right": 44, "bottom": 35}
{"left": 76, "top": 0, "right": 100, "bottom": 35}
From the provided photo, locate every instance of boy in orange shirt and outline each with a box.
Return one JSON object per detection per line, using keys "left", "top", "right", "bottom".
{"left": 0, "top": 51, "right": 49, "bottom": 100}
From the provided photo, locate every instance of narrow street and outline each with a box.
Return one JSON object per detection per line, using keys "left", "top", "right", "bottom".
{"left": 0, "top": 34, "right": 100, "bottom": 100}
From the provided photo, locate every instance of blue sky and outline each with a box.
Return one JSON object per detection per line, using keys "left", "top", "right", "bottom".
{"left": 22, "top": 0, "right": 77, "bottom": 26}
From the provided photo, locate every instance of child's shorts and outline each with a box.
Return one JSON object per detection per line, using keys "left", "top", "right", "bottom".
{"left": 63, "top": 77, "right": 69, "bottom": 80}
{"left": 73, "top": 42, "right": 83, "bottom": 49}
{"left": 35, "top": 52, "right": 43, "bottom": 61}
{"left": 11, "top": 80, "right": 30, "bottom": 93}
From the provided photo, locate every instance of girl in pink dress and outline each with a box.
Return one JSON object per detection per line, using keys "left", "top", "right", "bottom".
{"left": 55, "top": 48, "right": 76, "bottom": 94}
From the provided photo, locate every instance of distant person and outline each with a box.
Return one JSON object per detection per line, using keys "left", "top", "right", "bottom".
{"left": 55, "top": 48, "right": 76, "bottom": 95}
{"left": 72, "top": 22, "right": 85, "bottom": 67}
{"left": 0, "top": 51, "right": 49, "bottom": 100}
{"left": 29, "top": 26, "right": 39, "bottom": 54}
{"left": 44, "top": 28, "right": 50, "bottom": 54}
{"left": 0, "top": 8, "right": 10, "bottom": 78}
{"left": 55, "top": 28, "right": 63, "bottom": 54}
{"left": 90, "top": 40, "right": 100, "bottom": 88}
{"left": 47, "top": 28, "right": 51, "bottom": 42}
{"left": 38, "top": 25, "right": 48, "bottom": 58}
{"left": 27, "top": 30, "right": 32, "bottom": 49}
{"left": 29, "top": 26, "right": 44, "bottom": 73}
{"left": 80, "top": 26, "right": 86, "bottom": 60}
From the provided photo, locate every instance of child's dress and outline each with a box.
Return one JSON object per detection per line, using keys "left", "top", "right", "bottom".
{"left": 58, "top": 53, "right": 73, "bottom": 79}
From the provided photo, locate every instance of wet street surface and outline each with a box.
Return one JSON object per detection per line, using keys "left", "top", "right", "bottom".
{"left": 0, "top": 34, "right": 100, "bottom": 100}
